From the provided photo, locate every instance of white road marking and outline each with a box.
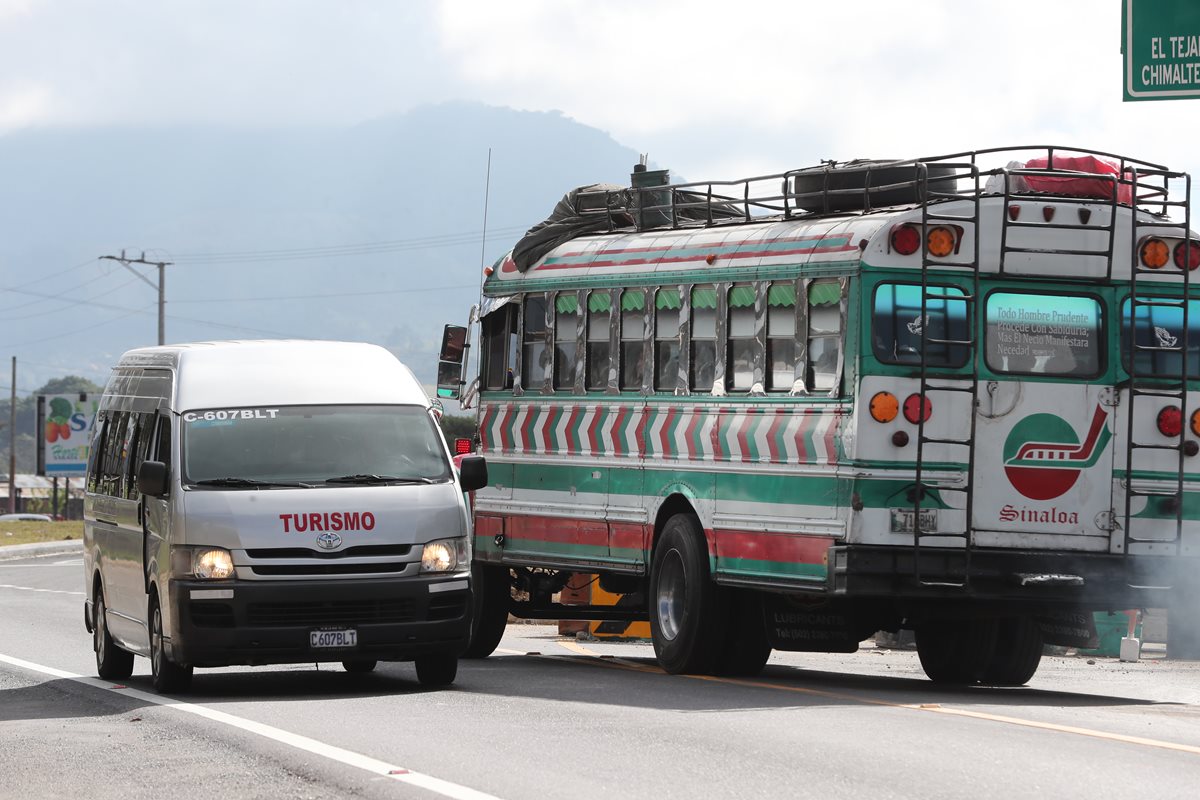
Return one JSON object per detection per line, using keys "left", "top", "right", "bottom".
{"left": 0, "top": 652, "right": 506, "bottom": 800}
{"left": 0, "top": 561, "right": 82, "bottom": 567}
{"left": 0, "top": 584, "right": 85, "bottom": 596}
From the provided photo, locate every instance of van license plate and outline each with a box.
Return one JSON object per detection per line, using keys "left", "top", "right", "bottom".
{"left": 890, "top": 508, "right": 938, "bottom": 534}
{"left": 310, "top": 629, "right": 357, "bottom": 649}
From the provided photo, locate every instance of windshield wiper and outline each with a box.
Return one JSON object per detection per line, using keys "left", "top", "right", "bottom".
{"left": 323, "top": 473, "right": 436, "bottom": 485}
{"left": 192, "top": 477, "right": 315, "bottom": 489}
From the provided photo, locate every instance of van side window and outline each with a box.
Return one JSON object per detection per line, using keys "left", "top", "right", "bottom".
{"left": 98, "top": 412, "right": 129, "bottom": 497}
{"left": 87, "top": 416, "right": 107, "bottom": 493}
{"left": 155, "top": 416, "right": 172, "bottom": 464}
{"left": 125, "top": 413, "right": 156, "bottom": 500}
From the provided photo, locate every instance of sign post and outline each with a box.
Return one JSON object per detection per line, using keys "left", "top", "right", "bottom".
{"left": 1124, "top": 0, "right": 1200, "bottom": 101}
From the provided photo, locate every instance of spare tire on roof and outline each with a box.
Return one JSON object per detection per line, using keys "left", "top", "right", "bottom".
{"left": 790, "top": 159, "right": 958, "bottom": 212}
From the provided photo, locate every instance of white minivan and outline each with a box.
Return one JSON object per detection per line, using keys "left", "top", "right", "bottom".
{"left": 83, "top": 340, "right": 487, "bottom": 692}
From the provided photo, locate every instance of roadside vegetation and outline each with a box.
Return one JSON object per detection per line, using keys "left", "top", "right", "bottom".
{"left": 0, "top": 520, "right": 84, "bottom": 547}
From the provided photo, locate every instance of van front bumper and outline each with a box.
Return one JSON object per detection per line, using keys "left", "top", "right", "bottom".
{"left": 166, "top": 573, "right": 470, "bottom": 667}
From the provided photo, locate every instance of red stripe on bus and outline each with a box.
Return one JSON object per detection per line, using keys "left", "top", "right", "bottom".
{"left": 505, "top": 515, "right": 609, "bottom": 548}
{"left": 610, "top": 522, "right": 649, "bottom": 554}
{"left": 765, "top": 409, "right": 786, "bottom": 463}
{"left": 736, "top": 410, "right": 756, "bottom": 463}
{"left": 611, "top": 406, "right": 630, "bottom": 457}
{"left": 713, "top": 529, "right": 834, "bottom": 564}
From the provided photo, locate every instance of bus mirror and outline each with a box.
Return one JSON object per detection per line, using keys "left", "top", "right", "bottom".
{"left": 458, "top": 456, "right": 488, "bottom": 493}
{"left": 436, "top": 360, "right": 462, "bottom": 399}
{"left": 440, "top": 325, "right": 468, "bottom": 363}
{"left": 137, "top": 460, "right": 168, "bottom": 497}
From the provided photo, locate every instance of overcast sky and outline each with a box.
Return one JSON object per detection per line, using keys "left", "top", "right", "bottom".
{"left": 3, "top": 0, "right": 1199, "bottom": 182}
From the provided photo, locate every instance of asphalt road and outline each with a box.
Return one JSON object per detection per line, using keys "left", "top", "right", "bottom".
{"left": 3, "top": 551, "right": 1200, "bottom": 800}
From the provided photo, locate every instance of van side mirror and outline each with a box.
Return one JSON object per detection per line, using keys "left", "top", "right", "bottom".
{"left": 137, "top": 460, "right": 169, "bottom": 497}
{"left": 458, "top": 455, "right": 488, "bottom": 493}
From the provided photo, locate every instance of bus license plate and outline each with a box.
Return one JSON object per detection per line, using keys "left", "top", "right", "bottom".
{"left": 890, "top": 508, "right": 937, "bottom": 533}
{"left": 310, "top": 629, "right": 357, "bottom": 649}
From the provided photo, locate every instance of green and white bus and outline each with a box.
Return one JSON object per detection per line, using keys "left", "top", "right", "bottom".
{"left": 439, "top": 146, "right": 1200, "bottom": 683}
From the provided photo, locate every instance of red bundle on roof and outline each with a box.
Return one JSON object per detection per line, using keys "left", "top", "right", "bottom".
{"left": 1024, "top": 155, "right": 1133, "bottom": 204}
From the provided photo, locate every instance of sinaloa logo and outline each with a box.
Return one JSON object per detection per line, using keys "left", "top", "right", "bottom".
{"left": 1002, "top": 405, "right": 1112, "bottom": 501}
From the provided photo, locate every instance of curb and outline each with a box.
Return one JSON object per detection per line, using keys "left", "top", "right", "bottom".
{"left": 0, "top": 540, "right": 84, "bottom": 561}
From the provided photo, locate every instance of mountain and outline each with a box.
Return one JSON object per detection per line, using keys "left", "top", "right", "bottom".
{"left": 0, "top": 103, "right": 645, "bottom": 389}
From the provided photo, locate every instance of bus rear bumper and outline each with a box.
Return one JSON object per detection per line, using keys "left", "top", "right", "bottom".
{"left": 829, "top": 545, "right": 1189, "bottom": 609}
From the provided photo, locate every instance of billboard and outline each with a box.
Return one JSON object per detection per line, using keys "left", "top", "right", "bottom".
{"left": 36, "top": 394, "right": 99, "bottom": 478}
{"left": 1123, "top": 0, "right": 1200, "bottom": 101}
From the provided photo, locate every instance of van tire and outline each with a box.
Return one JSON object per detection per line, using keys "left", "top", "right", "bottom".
{"left": 649, "top": 514, "right": 728, "bottom": 675}
{"left": 93, "top": 587, "right": 134, "bottom": 680}
{"left": 150, "top": 597, "right": 193, "bottom": 693}
{"left": 462, "top": 564, "right": 510, "bottom": 659}
{"left": 342, "top": 660, "right": 378, "bottom": 674}
{"left": 415, "top": 653, "right": 458, "bottom": 687}
{"left": 980, "top": 617, "right": 1043, "bottom": 686}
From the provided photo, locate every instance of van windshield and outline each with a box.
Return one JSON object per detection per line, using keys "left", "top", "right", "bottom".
{"left": 181, "top": 404, "right": 451, "bottom": 487}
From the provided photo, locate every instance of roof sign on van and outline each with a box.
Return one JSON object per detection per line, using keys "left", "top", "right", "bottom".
{"left": 184, "top": 408, "right": 280, "bottom": 423}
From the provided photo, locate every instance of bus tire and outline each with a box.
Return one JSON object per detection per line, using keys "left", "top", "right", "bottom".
{"left": 93, "top": 585, "right": 134, "bottom": 681}
{"left": 915, "top": 619, "right": 998, "bottom": 685}
{"left": 462, "top": 564, "right": 510, "bottom": 659}
{"left": 149, "top": 596, "right": 193, "bottom": 693}
{"left": 715, "top": 589, "right": 771, "bottom": 677}
{"left": 415, "top": 653, "right": 458, "bottom": 687}
{"left": 980, "top": 617, "right": 1043, "bottom": 686}
{"left": 650, "top": 513, "right": 727, "bottom": 675}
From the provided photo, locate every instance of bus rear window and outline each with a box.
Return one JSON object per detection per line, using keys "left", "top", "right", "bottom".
{"left": 1121, "top": 297, "right": 1200, "bottom": 378}
{"left": 872, "top": 283, "right": 969, "bottom": 367}
{"left": 985, "top": 292, "right": 1102, "bottom": 376}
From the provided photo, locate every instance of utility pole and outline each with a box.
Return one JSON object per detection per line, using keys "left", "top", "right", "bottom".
{"left": 99, "top": 250, "right": 172, "bottom": 345}
{"left": 8, "top": 356, "right": 15, "bottom": 513}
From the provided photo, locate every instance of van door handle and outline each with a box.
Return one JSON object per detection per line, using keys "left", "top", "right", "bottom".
{"left": 94, "top": 517, "right": 118, "bottom": 527}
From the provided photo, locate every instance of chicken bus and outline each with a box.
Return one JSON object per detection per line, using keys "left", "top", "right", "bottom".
{"left": 438, "top": 146, "right": 1200, "bottom": 683}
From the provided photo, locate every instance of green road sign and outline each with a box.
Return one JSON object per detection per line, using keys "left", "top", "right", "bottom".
{"left": 1124, "top": 0, "right": 1200, "bottom": 101}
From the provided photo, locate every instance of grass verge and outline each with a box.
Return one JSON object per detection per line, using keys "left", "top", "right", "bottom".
{"left": 0, "top": 521, "right": 84, "bottom": 547}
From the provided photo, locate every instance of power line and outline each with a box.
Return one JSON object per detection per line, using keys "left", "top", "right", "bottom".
{"left": 0, "top": 274, "right": 145, "bottom": 321}
{"left": 170, "top": 283, "right": 478, "bottom": 304}
{"left": 0, "top": 257, "right": 99, "bottom": 297}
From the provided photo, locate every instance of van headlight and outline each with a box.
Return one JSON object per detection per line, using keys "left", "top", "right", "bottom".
{"left": 172, "top": 546, "right": 235, "bottom": 580}
{"left": 420, "top": 538, "right": 467, "bottom": 573}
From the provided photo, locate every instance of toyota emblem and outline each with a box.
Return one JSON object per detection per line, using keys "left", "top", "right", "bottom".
{"left": 316, "top": 532, "right": 343, "bottom": 550}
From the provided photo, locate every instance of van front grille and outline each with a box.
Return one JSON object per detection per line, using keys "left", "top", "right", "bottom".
{"left": 249, "top": 562, "right": 407, "bottom": 576}
{"left": 190, "top": 602, "right": 236, "bottom": 628}
{"left": 246, "top": 598, "right": 417, "bottom": 627}
{"left": 245, "top": 545, "right": 413, "bottom": 559}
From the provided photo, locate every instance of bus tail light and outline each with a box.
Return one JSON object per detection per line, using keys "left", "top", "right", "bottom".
{"left": 926, "top": 226, "right": 956, "bottom": 257}
{"left": 869, "top": 391, "right": 899, "bottom": 423}
{"left": 1141, "top": 238, "right": 1170, "bottom": 269}
{"left": 1190, "top": 409, "right": 1200, "bottom": 437}
{"left": 454, "top": 437, "right": 473, "bottom": 455}
{"left": 1174, "top": 240, "right": 1200, "bottom": 271}
{"left": 1157, "top": 406, "right": 1183, "bottom": 437}
{"left": 891, "top": 225, "right": 920, "bottom": 255}
{"left": 903, "top": 393, "right": 932, "bottom": 424}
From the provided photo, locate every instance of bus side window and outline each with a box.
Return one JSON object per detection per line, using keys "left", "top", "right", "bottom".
{"left": 808, "top": 279, "right": 842, "bottom": 393}
{"left": 766, "top": 282, "right": 797, "bottom": 392}
{"left": 727, "top": 283, "right": 756, "bottom": 392}
{"left": 521, "top": 294, "right": 549, "bottom": 390}
{"left": 620, "top": 289, "right": 646, "bottom": 391}
{"left": 482, "top": 305, "right": 517, "bottom": 390}
{"left": 585, "top": 291, "right": 612, "bottom": 390}
{"left": 691, "top": 285, "right": 717, "bottom": 392}
{"left": 553, "top": 292, "right": 579, "bottom": 391}
{"left": 655, "top": 288, "right": 681, "bottom": 391}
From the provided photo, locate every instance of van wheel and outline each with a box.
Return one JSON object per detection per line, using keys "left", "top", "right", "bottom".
{"left": 715, "top": 589, "right": 771, "bottom": 677}
{"left": 915, "top": 619, "right": 998, "bottom": 685}
{"left": 980, "top": 617, "right": 1043, "bottom": 686}
{"left": 150, "top": 598, "right": 193, "bottom": 693}
{"left": 649, "top": 514, "right": 728, "bottom": 675}
{"left": 462, "top": 564, "right": 510, "bottom": 659}
{"left": 415, "top": 653, "right": 458, "bottom": 687}
{"left": 93, "top": 588, "right": 134, "bottom": 680}
{"left": 342, "top": 660, "right": 378, "bottom": 674}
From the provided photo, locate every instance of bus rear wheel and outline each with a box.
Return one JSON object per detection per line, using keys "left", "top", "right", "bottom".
{"left": 650, "top": 514, "right": 727, "bottom": 675}
{"left": 915, "top": 619, "right": 998, "bottom": 685}
{"left": 462, "top": 564, "right": 511, "bottom": 659}
{"left": 980, "top": 617, "right": 1043, "bottom": 686}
